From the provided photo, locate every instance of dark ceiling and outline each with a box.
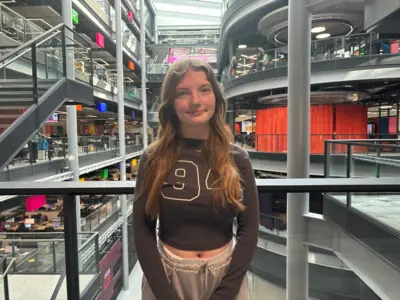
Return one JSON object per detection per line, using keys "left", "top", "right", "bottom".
{"left": 230, "top": 79, "right": 400, "bottom": 111}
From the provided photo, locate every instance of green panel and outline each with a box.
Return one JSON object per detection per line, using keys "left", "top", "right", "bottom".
{"left": 72, "top": 9, "right": 79, "bottom": 25}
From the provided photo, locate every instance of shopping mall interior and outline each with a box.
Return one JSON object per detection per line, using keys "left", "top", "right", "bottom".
{"left": 0, "top": 0, "right": 399, "bottom": 299}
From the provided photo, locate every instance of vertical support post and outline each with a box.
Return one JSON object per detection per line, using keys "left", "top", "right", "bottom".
{"left": 396, "top": 101, "right": 399, "bottom": 136}
{"left": 387, "top": 108, "right": 391, "bottom": 139}
{"left": 287, "top": 0, "right": 311, "bottom": 299}
{"left": 324, "top": 141, "right": 330, "bottom": 178}
{"left": 378, "top": 105, "right": 381, "bottom": 138}
{"left": 154, "top": 16, "right": 159, "bottom": 44}
{"left": 114, "top": 0, "right": 129, "bottom": 290}
{"left": 94, "top": 235, "right": 100, "bottom": 272}
{"left": 61, "top": 26, "right": 67, "bottom": 78}
{"left": 140, "top": 0, "right": 148, "bottom": 149}
{"left": 89, "top": 49, "right": 93, "bottom": 86}
{"left": 31, "top": 43, "right": 38, "bottom": 104}
{"left": 45, "top": 48, "right": 49, "bottom": 79}
{"left": 3, "top": 259, "right": 10, "bottom": 300}
{"left": 63, "top": 194, "right": 80, "bottom": 300}
{"left": 227, "top": 100, "right": 235, "bottom": 136}
{"left": 62, "top": 0, "right": 81, "bottom": 233}
{"left": 52, "top": 241, "right": 57, "bottom": 273}
{"left": 228, "top": 38, "right": 234, "bottom": 62}
{"left": 376, "top": 146, "right": 381, "bottom": 178}
{"left": 346, "top": 143, "right": 352, "bottom": 207}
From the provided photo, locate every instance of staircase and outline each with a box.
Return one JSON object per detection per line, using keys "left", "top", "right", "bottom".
{"left": 0, "top": 79, "right": 57, "bottom": 107}
{"left": 0, "top": 23, "right": 94, "bottom": 170}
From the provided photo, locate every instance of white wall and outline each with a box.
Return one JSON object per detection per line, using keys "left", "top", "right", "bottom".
{"left": 157, "top": 15, "right": 220, "bottom": 27}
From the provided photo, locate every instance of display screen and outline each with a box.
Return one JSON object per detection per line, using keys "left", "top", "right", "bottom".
{"left": 241, "top": 121, "right": 253, "bottom": 133}
{"left": 48, "top": 113, "right": 59, "bottom": 123}
{"left": 166, "top": 47, "right": 217, "bottom": 64}
{"left": 367, "top": 123, "right": 374, "bottom": 134}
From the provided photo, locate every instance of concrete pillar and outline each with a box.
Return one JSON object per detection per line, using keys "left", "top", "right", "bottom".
{"left": 62, "top": 0, "right": 81, "bottom": 233}
{"left": 140, "top": 0, "right": 148, "bottom": 149}
{"left": 114, "top": 0, "right": 129, "bottom": 290}
{"left": 286, "top": 0, "right": 311, "bottom": 299}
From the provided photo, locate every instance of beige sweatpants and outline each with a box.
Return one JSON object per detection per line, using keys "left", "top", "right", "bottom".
{"left": 142, "top": 240, "right": 249, "bottom": 300}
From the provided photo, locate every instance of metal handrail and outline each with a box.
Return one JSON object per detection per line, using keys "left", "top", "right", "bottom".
{"left": 0, "top": 178, "right": 399, "bottom": 195}
{"left": 0, "top": 23, "right": 91, "bottom": 69}
{"left": 0, "top": 238, "right": 65, "bottom": 242}
{"left": 327, "top": 140, "right": 400, "bottom": 147}
{"left": 0, "top": 258, "right": 16, "bottom": 283}
{"left": 82, "top": 195, "right": 119, "bottom": 222}
{"left": 78, "top": 232, "right": 99, "bottom": 252}
{"left": 0, "top": 29, "right": 62, "bottom": 70}
{"left": 0, "top": 232, "right": 64, "bottom": 236}
{"left": 0, "top": 23, "right": 64, "bottom": 64}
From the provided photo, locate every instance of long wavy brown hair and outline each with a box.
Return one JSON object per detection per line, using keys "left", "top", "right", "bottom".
{"left": 140, "top": 59, "right": 245, "bottom": 219}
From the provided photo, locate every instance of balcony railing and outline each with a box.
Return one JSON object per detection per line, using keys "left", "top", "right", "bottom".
{"left": 7, "top": 135, "right": 141, "bottom": 168}
{"left": 234, "top": 133, "right": 399, "bottom": 154}
{"left": 0, "top": 179, "right": 399, "bottom": 299}
{"left": 222, "top": 32, "right": 400, "bottom": 84}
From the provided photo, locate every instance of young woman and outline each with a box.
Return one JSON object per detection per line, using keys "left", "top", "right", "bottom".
{"left": 133, "top": 59, "right": 259, "bottom": 300}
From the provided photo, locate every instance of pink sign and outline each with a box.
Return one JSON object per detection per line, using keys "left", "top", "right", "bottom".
{"left": 97, "top": 240, "right": 122, "bottom": 300}
{"left": 128, "top": 11, "right": 133, "bottom": 22}
{"left": 165, "top": 47, "right": 217, "bottom": 64}
{"left": 96, "top": 32, "right": 105, "bottom": 48}
{"left": 25, "top": 195, "right": 46, "bottom": 212}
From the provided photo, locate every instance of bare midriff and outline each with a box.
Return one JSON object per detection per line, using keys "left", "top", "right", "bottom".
{"left": 164, "top": 241, "right": 231, "bottom": 259}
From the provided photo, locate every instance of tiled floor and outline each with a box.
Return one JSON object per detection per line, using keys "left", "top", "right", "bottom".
{"left": 117, "top": 262, "right": 143, "bottom": 300}
{"left": 333, "top": 194, "right": 400, "bottom": 232}
{"left": 7, "top": 274, "right": 94, "bottom": 299}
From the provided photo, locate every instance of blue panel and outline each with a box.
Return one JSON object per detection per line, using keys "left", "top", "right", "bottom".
{"left": 97, "top": 102, "right": 107, "bottom": 112}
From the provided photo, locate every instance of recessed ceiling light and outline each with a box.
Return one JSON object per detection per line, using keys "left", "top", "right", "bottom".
{"left": 238, "top": 44, "right": 247, "bottom": 49}
{"left": 311, "top": 27, "right": 326, "bottom": 33}
{"left": 380, "top": 105, "right": 393, "bottom": 109}
{"left": 316, "top": 33, "right": 331, "bottom": 39}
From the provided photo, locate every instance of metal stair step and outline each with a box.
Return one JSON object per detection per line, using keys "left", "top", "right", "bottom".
{"left": 0, "top": 99, "right": 34, "bottom": 106}
{"left": 0, "top": 91, "right": 41, "bottom": 97}
{"left": 0, "top": 87, "right": 51, "bottom": 93}
{"left": 0, "top": 79, "right": 58, "bottom": 84}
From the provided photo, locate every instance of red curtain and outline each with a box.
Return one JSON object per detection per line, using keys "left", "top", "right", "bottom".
{"left": 256, "top": 105, "right": 334, "bottom": 154}
{"left": 310, "top": 105, "right": 334, "bottom": 154}
{"left": 335, "top": 104, "right": 368, "bottom": 153}
{"left": 255, "top": 107, "right": 287, "bottom": 152}
{"left": 235, "top": 123, "right": 241, "bottom": 134}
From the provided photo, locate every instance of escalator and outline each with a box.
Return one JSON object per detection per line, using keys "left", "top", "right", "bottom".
{"left": 0, "top": 23, "right": 94, "bottom": 170}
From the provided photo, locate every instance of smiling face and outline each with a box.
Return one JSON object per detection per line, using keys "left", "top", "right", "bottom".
{"left": 173, "top": 68, "right": 216, "bottom": 134}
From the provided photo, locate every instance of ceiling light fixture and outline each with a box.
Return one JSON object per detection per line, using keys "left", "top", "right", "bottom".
{"left": 311, "top": 27, "right": 326, "bottom": 33}
{"left": 380, "top": 105, "right": 393, "bottom": 109}
{"left": 238, "top": 44, "right": 247, "bottom": 49}
{"left": 316, "top": 33, "right": 331, "bottom": 39}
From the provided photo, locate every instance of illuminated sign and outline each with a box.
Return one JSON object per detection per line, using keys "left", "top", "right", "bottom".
{"left": 128, "top": 11, "right": 133, "bottom": 22}
{"left": 97, "top": 102, "right": 107, "bottom": 112}
{"left": 96, "top": 32, "right": 105, "bottom": 48}
{"left": 72, "top": 9, "right": 79, "bottom": 24}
